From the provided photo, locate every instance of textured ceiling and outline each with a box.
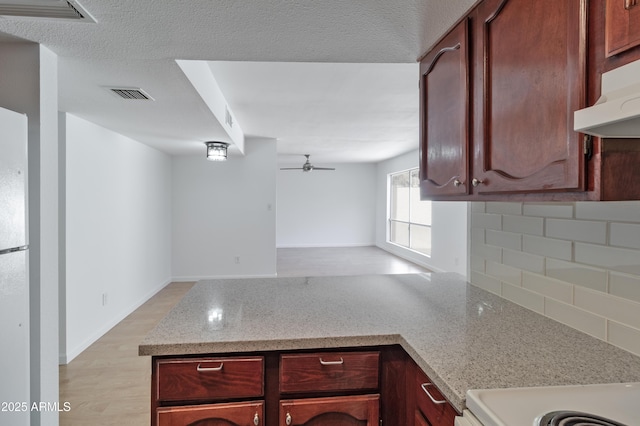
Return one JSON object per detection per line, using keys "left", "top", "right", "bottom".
{"left": 0, "top": 0, "right": 477, "bottom": 162}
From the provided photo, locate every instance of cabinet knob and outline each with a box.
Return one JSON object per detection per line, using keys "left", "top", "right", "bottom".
{"left": 471, "top": 178, "right": 485, "bottom": 187}
{"left": 453, "top": 179, "right": 463, "bottom": 187}
{"left": 254, "top": 413, "right": 260, "bottom": 425}
{"left": 285, "top": 412, "right": 292, "bottom": 425}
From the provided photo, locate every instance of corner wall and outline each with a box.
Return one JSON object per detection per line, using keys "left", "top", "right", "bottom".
{"left": 375, "top": 150, "right": 468, "bottom": 275}
{"left": 172, "top": 138, "right": 277, "bottom": 280}
{"left": 61, "top": 114, "right": 172, "bottom": 363}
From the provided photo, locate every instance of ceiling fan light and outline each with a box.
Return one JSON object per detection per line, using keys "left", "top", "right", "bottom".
{"left": 205, "top": 141, "right": 229, "bottom": 161}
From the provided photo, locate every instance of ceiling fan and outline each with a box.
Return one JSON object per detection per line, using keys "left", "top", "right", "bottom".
{"left": 280, "top": 154, "right": 336, "bottom": 172}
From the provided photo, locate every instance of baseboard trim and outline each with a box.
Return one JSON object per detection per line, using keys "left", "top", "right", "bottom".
{"left": 59, "top": 277, "right": 172, "bottom": 365}
{"left": 171, "top": 273, "right": 278, "bottom": 282}
{"left": 276, "top": 243, "right": 374, "bottom": 248}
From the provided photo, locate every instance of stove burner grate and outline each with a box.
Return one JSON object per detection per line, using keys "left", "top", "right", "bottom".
{"left": 538, "top": 411, "right": 628, "bottom": 426}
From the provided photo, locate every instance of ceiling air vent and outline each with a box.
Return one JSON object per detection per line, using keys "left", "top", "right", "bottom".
{"left": 106, "top": 87, "right": 154, "bottom": 101}
{"left": 0, "top": 1, "right": 96, "bottom": 22}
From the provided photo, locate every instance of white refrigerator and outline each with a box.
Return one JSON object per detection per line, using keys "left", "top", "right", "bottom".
{"left": 0, "top": 106, "right": 30, "bottom": 425}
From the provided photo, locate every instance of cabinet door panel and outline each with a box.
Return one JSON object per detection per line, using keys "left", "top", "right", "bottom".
{"left": 280, "top": 394, "right": 379, "bottom": 426}
{"left": 473, "top": 0, "right": 587, "bottom": 194}
{"left": 606, "top": 0, "right": 640, "bottom": 57}
{"left": 419, "top": 19, "right": 470, "bottom": 198}
{"left": 157, "top": 401, "right": 264, "bottom": 426}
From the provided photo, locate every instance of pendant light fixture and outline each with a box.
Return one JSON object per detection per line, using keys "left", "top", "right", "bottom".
{"left": 205, "top": 141, "right": 229, "bottom": 161}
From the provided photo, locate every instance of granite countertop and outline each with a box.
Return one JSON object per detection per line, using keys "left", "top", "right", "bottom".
{"left": 139, "top": 272, "right": 640, "bottom": 412}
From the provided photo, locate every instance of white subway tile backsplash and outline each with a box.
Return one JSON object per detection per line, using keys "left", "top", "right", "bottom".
{"left": 471, "top": 212, "right": 502, "bottom": 230}
{"left": 470, "top": 256, "right": 485, "bottom": 273}
{"left": 608, "top": 321, "right": 640, "bottom": 357}
{"left": 470, "top": 227, "right": 485, "bottom": 245}
{"left": 609, "top": 272, "right": 640, "bottom": 304}
{"left": 486, "top": 202, "right": 522, "bottom": 215}
{"left": 523, "top": 203, "right": 574, "bottom": 218}
{"left": 470, "top": 202, "right": 486, "bottom": 213}
{"left": 610, "top": 222, "right": 640, "bottom": 250}
{"left": 486, "top": 261, "right": 522, "bottom": 286}
{"left": 574, "top": 287, "right": 640, "bottom": 330}
{"left": 522, "top": 235, "right": 572, "bottom": 260}
{"left": 522, "top": 272, "right": 573, "bottom": 304}
{"left": 486, "top": 230, "right": 521, "bottom": 250}
{"left": 575, "top": 243, "right": 640, "bottom": 276}
{"left": 469, "top": 201, "right": 640, "bottom": 357}
{"left": 546, "top": 218, "right": 607, "bottom": 244}
{"left": 546, "top": 258, "right": 607, "bottom": 292}
{"left": 503, "top": 249, "right": 545, "bottom": 274}
{"left": 470, "top": 242, "right": 502, "bottom": 263}
{"left": 471, "top": 271, "right": 502, "bottom": 295}
{"left": 503, "top": 215, "right": 544, "bottom": 236}
{"left": 544, "top": 299, "right": 606, "bottom": 340}
{"left": 502, "top": 282, "right": 545, "bottom": 314}
{"left": 575, "top": 201, "right": 640, "bottom": 222}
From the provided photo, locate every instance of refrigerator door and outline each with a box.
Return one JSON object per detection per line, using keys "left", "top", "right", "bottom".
{"left": 0, "top": 107, "right": 28, "bottom": 251}
{"left": 0, "top": 106, "right": 29, "bottom": 425}
{"left": 0, "top": 249, "right": 29, "bottom": 425}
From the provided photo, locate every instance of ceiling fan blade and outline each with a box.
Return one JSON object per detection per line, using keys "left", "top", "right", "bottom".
{"left": 279, "top": 167, "right": 303, "bottom": 170}
{"left": 312, "top": 167, "right": 335, "bottom": 170}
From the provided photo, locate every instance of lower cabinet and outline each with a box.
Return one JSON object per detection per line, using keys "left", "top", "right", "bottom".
{"left": 157, "top": 401, "right": 264, "bottom": 426}
{"left": 408, "top": 359, "right": 458, "bottom": 426}
{"left": 280, "top": 394, "right": 380, "bottom": 426}
{"left": 151, "top": 347, "right": 459, "bottom": 426}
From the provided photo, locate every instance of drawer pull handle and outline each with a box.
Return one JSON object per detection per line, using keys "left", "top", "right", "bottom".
{"left": 196, "top": 362, "right": 223, "bottom": 372}
{"left": 625, "top": 0, "right": 638, "bottom": 10}
{"left": 319, "top": 357, "right": 344, "bottom": 365}
{"left": 285, "top": 412, "right": 292, "bottom": 425}
{"left": 421, "top": 383, "right": 447, "bottom": 405}
{"left": 254, "top": 412, "right": 260, "bottom": 425}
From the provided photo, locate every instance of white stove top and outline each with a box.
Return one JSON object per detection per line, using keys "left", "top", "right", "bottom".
{"left": 465, "top": 382, "right": 640, "bottom": 426}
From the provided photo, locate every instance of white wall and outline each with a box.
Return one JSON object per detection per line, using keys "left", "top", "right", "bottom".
{"left": 375, "top": 150, "right": 468, "bottom": 275}
{"left": 62, "top": 114, "right": 172, "bottom": 363}
{"left": 172, "top": 138, "right": 277, "bottom": 280}
{"left": 277, "top": 163, "right": 376, "bottom": 248}
{"left": 470, "top": 201, "right": 640, "bottom": 357}
{"left": 0, "top": 41, "right": 59, "bottom": 426}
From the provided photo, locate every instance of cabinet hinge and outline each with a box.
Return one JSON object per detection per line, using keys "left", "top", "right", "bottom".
{"left": 583, "top": 134, "right": 593, "bottom": 160}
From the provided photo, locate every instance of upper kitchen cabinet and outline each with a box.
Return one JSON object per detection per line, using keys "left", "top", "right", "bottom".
{"left": 419, "top": 19, "right": 470, "bottom": 198}
{"left": 471, "top": 0, "right": 587, "bottom": 195}
{"left": 605, "top": 0, "right": 640, "bottom": 57}
{"left": 420, "top": 0, "right": 593, "bottom": 200}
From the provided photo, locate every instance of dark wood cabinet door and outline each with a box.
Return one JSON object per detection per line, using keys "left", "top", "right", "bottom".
{"left": 419, "top": 18, "right": 470, "bottom": 198}
{"left": 472, "top": 0, "right": 588, "bottom": 194}
{"left": 606, "top": 0, "right": 640, "bottom": 57}
{"left": 280, "top": 394, "right": 379, "bottom": 426}
{"left": 415, "top": 410, "right": 431, "bottom": 426}
{"left": 157, "top": 401, "right": 264, "bottom": 426}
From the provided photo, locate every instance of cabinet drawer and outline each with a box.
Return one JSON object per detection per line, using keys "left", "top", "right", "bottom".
{"left": 157, "top": 400, "right": 264, "bottom": 426}
{"left": 415, "top": 369, "right": 457, "bottom": 426}
{"left": 156, "top": 356, "right": 263, "bottom": 402}
{"left": 280, "top": 351, "right": 379, "bottom": 393}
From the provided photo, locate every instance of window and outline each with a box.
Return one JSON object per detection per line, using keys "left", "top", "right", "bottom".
{"left": 388, "top": 168, "right": 432, "bottom": 256}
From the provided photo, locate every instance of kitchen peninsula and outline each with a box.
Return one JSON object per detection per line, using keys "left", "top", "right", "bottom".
{"left": 140, "top": 273, "right": 640, "bottom": 425}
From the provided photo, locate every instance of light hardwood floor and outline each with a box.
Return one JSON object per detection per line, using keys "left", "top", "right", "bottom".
{"left": 59, "top": 246, "right": 429, "bottom": 425}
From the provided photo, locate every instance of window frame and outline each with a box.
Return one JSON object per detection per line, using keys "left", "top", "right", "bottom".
{"left": 387, "top": 168, "right": 432, "bottom": 257}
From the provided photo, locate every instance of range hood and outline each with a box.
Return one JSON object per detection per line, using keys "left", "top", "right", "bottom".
{"left": 574, "top": 59, "right": 640, "bottom": 138}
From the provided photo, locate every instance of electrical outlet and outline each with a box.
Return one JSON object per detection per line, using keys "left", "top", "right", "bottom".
{"left": 102, "top": 293, "right": 108, "bottom": 306}
{"left": 234, "top": 256, "right": 240, "bottom": 264}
